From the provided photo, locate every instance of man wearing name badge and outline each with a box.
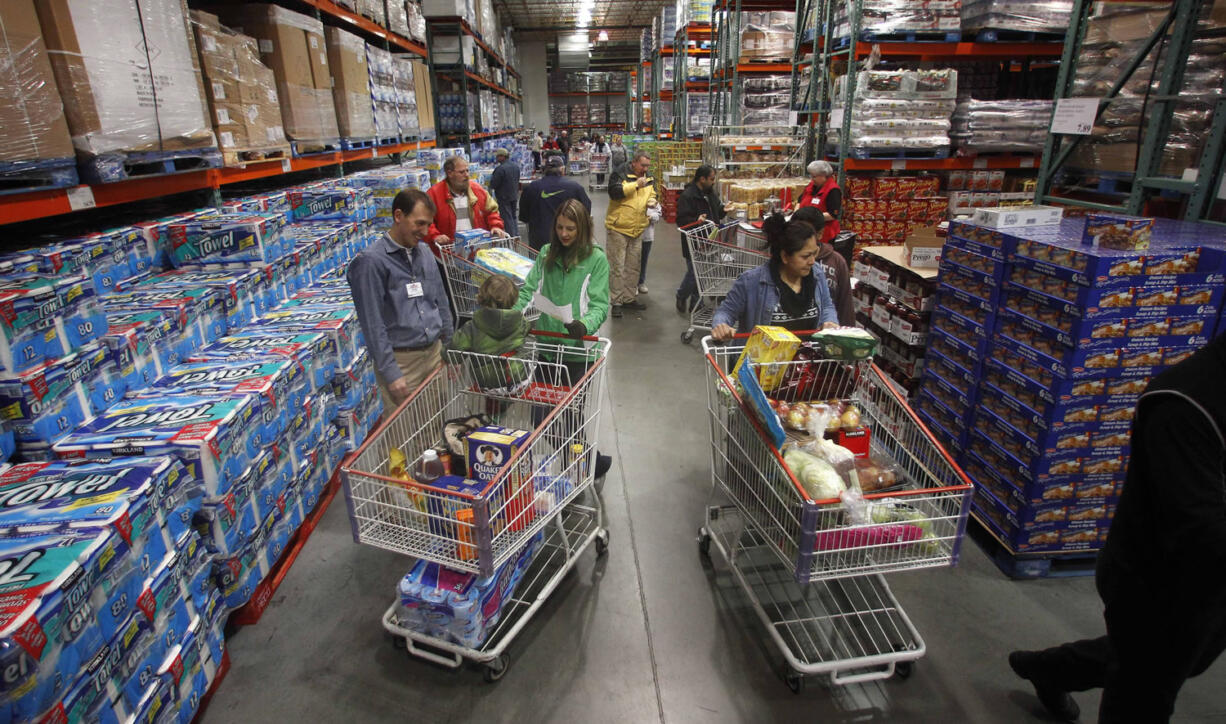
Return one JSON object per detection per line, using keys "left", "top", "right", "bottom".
{"left": 426, "top": 156, "right": 508, "bottom": 255}
{"left": 518, "top": 155, "right": 592, "bottom": 251}
{"left": 489, "top": 148, "right": 522, "bottom": 239}
{"left": 347, "top": 189, "right": 453, "bottom": 416}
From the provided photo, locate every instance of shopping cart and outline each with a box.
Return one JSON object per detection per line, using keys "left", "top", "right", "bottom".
{"left": 439, "top": 234, "right": 539, "bottom": 322}
{"left": 699, "top": 335, "right": 973, "bottom": 690}
{"left": 587, "top": 152, "right": 610, "bottom": 191}
{"left": 679, "top": 220, "right": 769, "bottom": 345}
{"left": 341, "top": 331, "right": 611, "bottom": 681}
{"left": 568, "top": 147, "right": 590, "bottom": 177}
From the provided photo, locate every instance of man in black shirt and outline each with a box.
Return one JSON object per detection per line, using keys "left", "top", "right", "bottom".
{"left": 674, "top": 165, "right": 731, "bottom": 314}
{"left": 1009, "top": 332, "right": 1226, "bottom": 722}
{"left": 489, "top": 148, "right": 521, "bottom": 239}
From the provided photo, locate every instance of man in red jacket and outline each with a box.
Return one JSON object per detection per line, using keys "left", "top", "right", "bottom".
{"left": 427, "top": 156, "right": 507, "bottom": 254}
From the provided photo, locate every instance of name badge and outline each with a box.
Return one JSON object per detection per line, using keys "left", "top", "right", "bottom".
{"left": 406, "top": 282, "right": 424, "bottom": 298}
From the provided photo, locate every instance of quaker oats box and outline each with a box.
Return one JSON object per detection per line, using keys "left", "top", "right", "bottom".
{"left": 466, "top": 426, "right": 535, "bottom": 533}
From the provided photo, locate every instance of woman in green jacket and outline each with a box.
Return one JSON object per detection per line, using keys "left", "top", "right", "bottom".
{"left": 514, "top": 198, "right": 613, "bottom": 479}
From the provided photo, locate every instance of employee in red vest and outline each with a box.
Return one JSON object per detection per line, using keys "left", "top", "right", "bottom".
{"left": 427, "top": 156, "right": 507, "bottom": 254}
{"left": 793, "top": 160, "right": 841, "bottom": 245}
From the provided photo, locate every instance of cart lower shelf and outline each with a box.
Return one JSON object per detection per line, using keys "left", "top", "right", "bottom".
{"left": 383, "top": 500, "right": 607, "bottom": 681}
{"left": 700, "top": 504, "right": 924, "bottom": 689}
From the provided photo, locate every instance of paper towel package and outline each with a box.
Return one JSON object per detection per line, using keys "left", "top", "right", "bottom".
{"left": 249, "top": 306, "right": 361, "bottom": 370}
{"left": 53, "top": 394, "right": 260, "bottom": 498}
{"left": 189, "top": 331, "right": 327, "bottom": 391}
{"left": 167, "top": 212, "right": 290, "bottom": 266}
{"left": 137, "top": 268, "right": 264, "bottom": 331}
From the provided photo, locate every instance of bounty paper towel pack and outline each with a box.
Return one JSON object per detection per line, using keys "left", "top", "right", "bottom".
{"left": 136, "top": 268, "right": 264, "bottom": 332}
{"left": 0, "top": 277, "right": 72, "bottom": 373}
{"left": 288, "top": 184, "right": 374, "bottom": 223}
{"left": 53, "top": 394, "right": 261, "bottom": 499}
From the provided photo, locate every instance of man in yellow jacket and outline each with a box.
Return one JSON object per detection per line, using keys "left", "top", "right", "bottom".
{"left": 604, "top": 150, "right": 657, "bottom": 317}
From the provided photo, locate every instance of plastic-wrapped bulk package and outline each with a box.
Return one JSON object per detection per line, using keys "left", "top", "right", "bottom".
{"left": 960, "top": 0, "right": 1071, "bottom": 34}
{"left": 191, "top": 12, "right": 287, "bottom": 156}
{"left": 641, "top": 27, "right": 654, "bottom": 62}
{"left": 608, "top": 103, "right": 629, "bottom": 125}
{"left": 34, "top": 0, "right": 216, "bottom": 178}
{"left": 831, "top": 69, "right": 958, "bottom": 155}
{"left": 951, "top": 99, "right": 1052, "bottom": 153}
{"left": 590, "top": 104, "right": 608, "bottom": 124}
{"left": 394, "top": 55, "right": 420, "bottom": 139}
{"left": 677, "top": 0, "right": 715, "bottom": 25}
{"left": 367, "top": 44, "right": 401, "bottom": 141}
{"left": 739, "top": 12, "right": 795, "bottom": 62}
{"left": 570, "top": 103, "right": 590, "bottom": 127}
{"left": 609, "top": 72, "right": 630, "bottom": 92}
{"left": 407, "top": 0, "right": 427, "bottom": 42}
{"left": 0, "top": 0, "right": 76, "bottom": 184}
{"left": 661, "top": 4, "right": 678, "bottom": 42}
{"left": 548, "top": 72, "right": 568, "bottom": 94}
{"left": 834, "top": 0, "right": 961, "bottom": 38}
{"left": 387, "top": 0, "right": 411, "bottom": 36}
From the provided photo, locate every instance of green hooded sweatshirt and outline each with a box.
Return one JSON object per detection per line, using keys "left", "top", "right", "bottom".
{"left": 514, "top": 243, "right": 610, "bottom": 356}
{"left": 447, "top": 307, "right": 532, "bottom": 390}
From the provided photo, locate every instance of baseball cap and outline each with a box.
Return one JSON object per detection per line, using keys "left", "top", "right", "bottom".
{"left": 495, "top": 148, "right": 509, "bottom": 158}
{"left": 546, "top": 156, "right": 566, "bottom": 169}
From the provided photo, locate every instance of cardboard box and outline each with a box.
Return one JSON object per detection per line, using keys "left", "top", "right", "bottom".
{"left": 903, "top": 226, "right": 943, "bottom": 268}
{"left": 1083, "top": 213, "right": 1155, "bottom": 251}
{"left": 971, "top": 205, "right": 1063, "bottom": 229}
{"left": 325, "top": 26, "right": 375, "bottom": 139}
{"left": 412, "top": 60, "right": 435, "bottom": 136}
{"left": 193, "top": 12, "right": 287, "bottom": 152}
{"left": 219, "top": 4, "right": 339, "bottom": 142}
{"left": 0, "top": 0, "right": 74, "bottom": 162}
{"left": 35, "top": 0, "right": 214, "bottom": 156}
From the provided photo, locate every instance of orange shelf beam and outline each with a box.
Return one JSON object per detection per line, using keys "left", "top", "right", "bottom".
{"left": 838, "top": 154, "right": 1039, "bottom": 171}
{"left": 300, "top": 0, "right": 426, "bottom": 56}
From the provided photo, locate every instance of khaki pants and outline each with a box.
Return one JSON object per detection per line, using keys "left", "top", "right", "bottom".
{"left": 606, "top": 228, "right": 643, "bottom": 305}
{"left": 377, "top": 341, "right": 443, "bottom": 418}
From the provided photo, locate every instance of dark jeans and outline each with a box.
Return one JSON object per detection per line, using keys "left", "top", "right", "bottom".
{"left": 499, "top": 201, "right": 519, "bottom": 239}
{"left": 532, "top": 151, "right": 542, "bottom": 170}
{"left": 639, "top": 240, "right": 651, "bottom": 285}
{"left": 676, "top": 255, "right": 697, "bottom": 304}
{"left": 1036, "top": 589, "right": 1226, "bottom": 722}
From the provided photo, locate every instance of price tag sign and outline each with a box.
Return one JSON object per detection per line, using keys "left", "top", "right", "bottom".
{"left": 1051, "top": 98, "right": 1099, "bottom": 135}
{"left": 973, "top": 157, "right": 988, "bottom": 169}
{"left": 281, "top": 159, "right": 292, "bottom": 173}
{"left": 66, "top": 186, "right": 96, "bottom": 211}
{"left": 891, "top": 160, "right": 906, "bottom": 170}
{"left": 1020, "top": 157, "right": 1036, "bottom": 168}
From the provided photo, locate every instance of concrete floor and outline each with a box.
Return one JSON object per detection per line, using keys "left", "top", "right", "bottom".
{"left": 203, "top": 187, "right": 1226, "bottom": 723}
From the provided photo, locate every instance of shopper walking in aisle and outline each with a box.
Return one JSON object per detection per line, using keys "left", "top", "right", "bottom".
{"left": 514, "top": 198, "right": 612, "bottom": 479}
{"left": 531, "top": 132, "right": 544, "bottom": 171}
{"left": 790, "top": 205, "right": 855, "bottom": 326}
{"left": 347, "top": 189, "right": 452, "bottom": 415}
{"left": 489, "top": 148, "right": 522, "bottom": 239}
{"left": 792, "top": 160, "right": 842, "bottom": 244}
{"left": 609, "top": 135, "right": 628, "bottom": 169}
{"left": 591, "top": 134, "right": 610, "bottom": 185}
{"left": 426, "top": 156, "right": 507, "bottom": 253}
{"left": 638, "top": 200, "right": 661, "bottom": 294}
{"left": 558, "top": 130, "right": 571, "bottom": 160}
{"left": 605, "top": 150, "right": 657, "bottom": 318}
{"left": 675, "top": 165, "right": 734, "bottom": 314}
{"left": 1009, "top": 331, "right": 1226, "bottom": 723}
{"left": 710, "top": 213, "right": 838, "bottom": 341}
{"left": 519, "top": 156, "right": 591, "bottom": 251}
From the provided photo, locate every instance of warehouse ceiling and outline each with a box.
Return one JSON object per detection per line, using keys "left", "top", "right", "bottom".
{"left": 496, "top": 0, "right": 668, "bottom": 69}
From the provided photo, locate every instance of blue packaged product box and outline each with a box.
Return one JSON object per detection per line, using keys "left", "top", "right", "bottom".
{"left": 145, "top": 360, "right": 301, "bottom": 446}
{"left": 920, "top": 366, "right": 975, "bottom": 415}
{"left": 0, "top": 278, "right": 70, "bottom": 373}
{"left": 936, "top": 281, "right": 997, "bottom": 320}
{"left": 925, "top": 345, "right": 980, "bottom": 391}
{"left": 992, "top": 330, "right": 1157, "bottom": 381}
{"left": 942, "top": 230, "right": 1010, "bottom": 261}
{"left": 977, "top": 376, "right": 1132, "bottom": 432}
{"left": 53, "top": 395, "right": 259, "bottom": 499}
{"left": 973, "top": 486, "right": 1109, "bottom": 554}
{"left": 995, "top": 314, "right": 1202, "bottom": 374}
{"left": 981, "top": 357, "right": 1144, "bottom": 412}
{"left": 196, "top": 461, "right": 261, "bottom": 557}
{"left": 251, "top": 306, "right": 361, "bottom": 370}
{"left": 913, "top": 389, "right": 968, "bottom": 441}
{"left": 932, "top": 303, "right": 991, "bottom": 342}
{"left": 974, "top": 402, "right": 1129, "bottom": 464}
{"left": 937, "top": 258, "right": 1000, "bottom": 304}
{"left": 1082, "top": 213, "right": 1154, "bottom": 250}
{"left": 929, "top": 326, "right": 989, "bottom": 368}
{"left": 167, "top": 213, "right": 288, "bottom": 266}
{"left": 915, "top": 407, "right": 965, "bottom": 456}
{"left": 288, "top": 185, "right": 373, "bottom": 222}
{"left": 332, "top": 348, "right": 375, "bottom": 410}
{"left": 941, "top": 243, "right": 1007, "bottom": 281}
{"left": 137, "top": 269, "right": 262, "bottom": 332}
{"left": 187, "top": 332, "right": 323, "bottom": 392}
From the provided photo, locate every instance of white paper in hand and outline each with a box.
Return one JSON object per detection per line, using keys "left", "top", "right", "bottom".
{"left": 533, "top": 292, "right": 574, "bottom": 324}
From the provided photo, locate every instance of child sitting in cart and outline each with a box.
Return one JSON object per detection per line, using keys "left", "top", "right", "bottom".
{"left": 447, "top": 274, "right": 533, "bottom": 395}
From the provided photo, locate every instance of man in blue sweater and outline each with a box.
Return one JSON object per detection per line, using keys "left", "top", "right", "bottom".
{"left": 489, "top": 148, "right": 521, "bottom": 239}
{"left": 518, "top": 156, "right": 591, "bottom": 250}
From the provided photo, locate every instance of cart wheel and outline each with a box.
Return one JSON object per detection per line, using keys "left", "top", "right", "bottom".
{"left": 681, "top": 330, "right": 694, "bottom": 345}
{"left": 484, "top": 654, "right": 510, "bottom": 683}
{"left": 894, "top": 661, "right": 913, "bottom": 680}
{"left": 698, "top": 529, "right": 711, "bottom": 556}
{"left": 708, "top": 506, "right": 720, "bottom": 521}
{"left": 594, "top": 529, "right": 610, "bottom": 556}
{"left": 785, "top": 672, "right": 805, "bottom": 694}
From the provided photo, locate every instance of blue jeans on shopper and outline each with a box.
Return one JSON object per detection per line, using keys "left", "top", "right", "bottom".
{"left": 639, "top": 241, "right": 652, "bottom": 286}
{"left": 500, "top": 201, "right": 519, "bottom": 239}
{"left": 676, "top": 256, "right": 697, "bottom": 307}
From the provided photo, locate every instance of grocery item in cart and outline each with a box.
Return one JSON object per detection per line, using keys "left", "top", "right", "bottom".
{"left": 811, "top": 326, "right": 878, "bottom": 361}
{"left": 473, "top": 247, "right": 534, "bottom": 285}
{"left": 731, "top": 326, "right": 801, "bottom": 391}
{"left": 467, "top": 426, "right": 535, "bottom": 532}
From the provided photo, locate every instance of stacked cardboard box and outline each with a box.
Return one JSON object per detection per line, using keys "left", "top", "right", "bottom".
{"left": 326, "top": 27, "right": 376, "bottom": 141}
{"left": 219, "top": 4, "right": 340, "bottom": 144}
{"left": 843, "top": 176, "right": 948, "bottom": 245}
{"left": 0, "top": 0, "right": 74, "bottom": 167}
{"left": 35, "top": 0, "right": 215, "bottom": 157}
{"left": 192, "top": 11, "right": 287, "bottom": 155}
{"left": 393, "top": 56, "right": 420, "bottom": 140}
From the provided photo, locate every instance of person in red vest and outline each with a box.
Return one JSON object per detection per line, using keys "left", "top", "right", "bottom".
{"left": 793, "top": 160, "right": 842, "bottom": 245}
{"left": 427, "top": 156, "right": 507, "bottom": 254}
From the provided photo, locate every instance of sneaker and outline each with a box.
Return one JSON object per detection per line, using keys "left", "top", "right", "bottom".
{"left": 675, "top": 297, "right": 688, "bottom": 315}
{"left": 623, "top": 300, "right": 647, "bottom": 311}
{"left": 611, "top": 304, "right": 623, "bottom": 318}
{"left": 594, "top": 453, "right": 612, "bottom": 479}
{"left": 638, "top": 283, "right": 649, "bottom": 294}
{"left": 1008, "top": 651, "right": 1080, "bottom": 722}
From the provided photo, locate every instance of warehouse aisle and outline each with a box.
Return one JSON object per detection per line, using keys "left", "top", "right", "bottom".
{"left": 204, "top": 185, "right": 1226, "bottom": 723}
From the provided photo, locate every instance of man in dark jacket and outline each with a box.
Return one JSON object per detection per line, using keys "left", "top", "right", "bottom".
{"left": 557, "top": 130, "right": 571, "bottom": 160}
{"left": 674, "top": 165, "right": 731, "bottom": 314}
{"left": 489, "top": 148, "right": 521, "bottom": 239}
{"left": 518, "top": 156, "right": 591, "bottom": 251}
{"left": 1009, "top": 331, "right": 1226, "bottom": 722}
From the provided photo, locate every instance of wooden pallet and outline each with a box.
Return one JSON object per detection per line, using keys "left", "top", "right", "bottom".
{"left": 78, "top": 147, "right": 223, "bottom": 184}
{"left": 970, "top": 513, "right": 1100, "bottom": 579}
{"left": 220, "top": 145, "right": 292, "bottom": 167}
{"left": 290, "top": 139, "right": 343, "bottom": 157}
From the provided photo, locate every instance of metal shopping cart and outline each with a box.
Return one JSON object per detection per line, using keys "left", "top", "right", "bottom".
{"left": 341, "top": 331, "right": 611, "bottom": 681}
{"left": 568, "top": 147, "right": 590, "bottom": 177}
{"left": 699, "top": 336, "right": 973, "bottom": 691}
{"left": 439, "top": 234, "right": 539, "bottom": 323}
{"left": 679, "top": 220, "right": 769, "bottom": 345}
{"left": 587, "top": 152, "right": 610, "bottom": 191}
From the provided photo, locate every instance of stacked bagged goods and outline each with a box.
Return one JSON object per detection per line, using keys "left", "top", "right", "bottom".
{"left": 392, "top": 55, "right": 421, "bottom": 140}
{"left": 217, "top": 4, "right": 340, "bottom": 145}
{"left": 386, "top": 0, "right": 411, "bottom": 37}
{"left": 35, "top": 0, "right": 216, "bottom": 179}
{"left": 676, "top": 0, "right": 715, "bottom": 25}
{"left": 961, "top": 0, "right": 1071, "bottom": 35}
{"left": 951, "top": 99, "right": 1052, "bottom": 154}
{"left": 718, "top": 177, "right": 809, "bottom": 220}
{"left": 831, "top": 69, "right": 957, "bottom": 156}
{"left": 843, "top": 176, "right": 947, "bottom": 245}
{"left": 366, "top": 45, "right": 400, "bottom": 141}
{"left": 608, "top": 103, "right": 629, "bottom": 126}
{"left": 407, "top": 0, "right": 427, "bottom": 43}
{"left": 740, "top": 74, "right": 791, "bottom": 126}
{"left": 834, "top": 0, "right": 961, "bottom": 40}
{"left": 737, "top": 11, "right": 795, "bottom": 63}
{"left": 358, "top": 0, "right": 387, "bottom": 26}
{"left": 0, "top": 0, "right": 75, "bottom": 184}
{"left": 641, "top": 27, "right": 654, "bottom": 62}
{"left": 325, "top": 27, "right": 376, "bottom": 141}
{"left": 1067, "top": 6, "right": 1224, "bottom": 175}
{"left": 687, "top": 95, "right": 712, "bottom": 133}
{"left": 569, "top": 103, "right": 589, "bottom": 127}
{"left": 918, "top": 215, "right": 1226, "bottom": 555}
{"left": 659, "top": 4, "right": 679, "bottom": 46}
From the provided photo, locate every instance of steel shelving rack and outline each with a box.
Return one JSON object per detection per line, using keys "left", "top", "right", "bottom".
{"left": 425, "top": 16, "right": 523, "bottom": 152}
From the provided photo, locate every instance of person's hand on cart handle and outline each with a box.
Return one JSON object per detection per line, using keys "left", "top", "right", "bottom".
{"left": 697, "top": 213, "right": 708, "bottom": 223}
{"left": 490, "top": 228, "right": 509, "bottom": 239}
{"left": 564, "top": 320, "right": 587, "bottom": 339}
{"left": 433, "top": 234, "right": 450, "bottom": 245}
{"left": 822, "top": 321, "right": 838, "bottom": 330}
{"left": 387, "top": 376, "right": 410, "bottom": 403}
{"left": 712, "top": 323, "right": 735, "bottom": 342}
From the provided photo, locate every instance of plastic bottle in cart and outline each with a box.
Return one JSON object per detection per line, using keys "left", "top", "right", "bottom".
{"left": 415, "top": 449, "right": 445, "bottom": 485}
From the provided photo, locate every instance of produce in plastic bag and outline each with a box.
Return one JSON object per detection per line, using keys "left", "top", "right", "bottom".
{"left": 803, "top": 406, "right": 860, "bottom": 493}
{"left": 854, "top": 456, "right": 901, "bottom": 493}
{"left": 782, "top": 446, "right": 846, "bottom": 501}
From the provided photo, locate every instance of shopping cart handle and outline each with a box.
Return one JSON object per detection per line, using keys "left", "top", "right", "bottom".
{"left": 530, "top": 328, "right": 601, "bottom": 343}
